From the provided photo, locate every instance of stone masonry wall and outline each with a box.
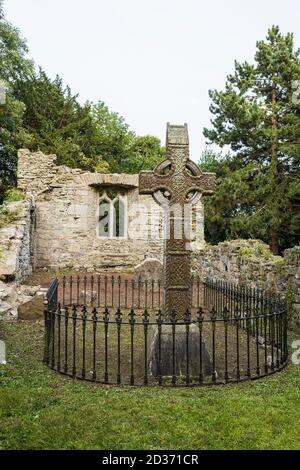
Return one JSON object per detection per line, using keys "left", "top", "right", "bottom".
{"left": 0, "top": 200, "right": 35, "bottom": 320}
{"left": 192, "top": 239, "right": 300, "bottom": 327}
{"left": 0, "top": 200, "right": 33, "bottom": 284}
{"left": 17, "top": 149, "right": 205, "bottom": 271}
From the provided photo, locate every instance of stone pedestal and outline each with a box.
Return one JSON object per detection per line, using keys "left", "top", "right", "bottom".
{"left": 148, "top": 324, "right": 212, "bottom": 378}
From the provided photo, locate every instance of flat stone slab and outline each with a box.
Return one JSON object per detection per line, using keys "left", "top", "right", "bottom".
{"left": 134, "top": 257, "right": 163, "bottom": 282}
{"left": 148, "top": 324, "right": 213, "bottom": 378}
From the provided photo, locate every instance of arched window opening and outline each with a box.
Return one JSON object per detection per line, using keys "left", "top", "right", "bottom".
{"left": 98, "top": 189, "right": 127, "bottom": 239}
{"left": 99, "top": 198, "right": 110, "bottom": 238}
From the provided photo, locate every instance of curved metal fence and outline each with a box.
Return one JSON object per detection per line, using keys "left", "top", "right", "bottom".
{"left": 44, "top": 275, "right": 288, "bottom": 386}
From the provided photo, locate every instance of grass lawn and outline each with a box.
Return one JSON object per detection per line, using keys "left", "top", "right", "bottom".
{"left": 0, "top": 320, "right": 300, "bottom": 450}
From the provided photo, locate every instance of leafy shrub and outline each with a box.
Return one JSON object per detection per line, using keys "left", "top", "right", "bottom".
{"left": 4, "top": 188, "right": 24, "bottom": 202}
{"left": 239, "top": 241, "right": 274, "bottom": 259}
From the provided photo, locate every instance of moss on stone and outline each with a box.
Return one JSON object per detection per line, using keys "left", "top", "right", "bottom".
{"left": 274, "top": 257, "right": 286, "bottom": 276}
{"left": 4, "top": 188, "right": 24, "bottom": 203}
{"left": 289, "top": 246, "right": 300, "bottom": 260}
{"left": 238, "top": 241, "right": 274, "bottom": 259}
{"left": 285, "top": 278, "right": 296, "bottom": 326}
{"left": 0, "top": 205, "right": 21, "bottom": 229}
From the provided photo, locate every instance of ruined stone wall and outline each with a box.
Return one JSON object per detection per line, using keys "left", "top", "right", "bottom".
{"left": 283, "top": 248, "right": 300, "bottom": 325}
{"left": 18, "top": 150, "right": 58, "bottom": 197}
{"left": 0, "top": 200, "right": 33, "bottom": 284}
{"left": 34, "top": 182, "right": 165, "bottom": 271}
{"left": 0, "top": 200, "right": 35, "bottom": 320}
{"left": 192, "top": 239, "right": 300, "bottom": 327}
{"left": 17, "top": 149, "right": 205, "bottom": 271}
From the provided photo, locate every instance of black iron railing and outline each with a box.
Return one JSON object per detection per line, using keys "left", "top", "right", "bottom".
{"left": 44, "top": 275, "right": 288, "bottom": 386}
{"left": 53, "top": 274, "right": 204, "bottom": 310}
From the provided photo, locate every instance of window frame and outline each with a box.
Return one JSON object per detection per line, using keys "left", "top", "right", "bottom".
{"left": 97, "top": 189, "right": 128, "bottom": 239}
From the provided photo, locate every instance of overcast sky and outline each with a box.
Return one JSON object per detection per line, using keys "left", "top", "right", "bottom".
{"left": 4, "top": 0, "right": 300, "bottom": 160}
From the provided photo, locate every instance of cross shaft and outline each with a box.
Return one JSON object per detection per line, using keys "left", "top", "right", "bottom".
{"left": 139, "top": 123, "right": 216, "bottom": 317}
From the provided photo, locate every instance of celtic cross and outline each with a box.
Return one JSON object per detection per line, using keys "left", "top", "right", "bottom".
{"left": 139, "top": 123, "right": 216, "bottom": 317}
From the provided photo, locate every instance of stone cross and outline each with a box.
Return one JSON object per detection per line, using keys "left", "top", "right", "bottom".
{"left": 139, "top": 123, "right": 216, "bottom": 317}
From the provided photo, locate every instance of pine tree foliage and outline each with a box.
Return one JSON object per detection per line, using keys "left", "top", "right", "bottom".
{"left": 0, "top": 2, "right": 164, "bottom": 200}
{"left": 203, "top": 26, "right": 300, "bottom": 253}
{"left": 0, "top": 0, "right": 34, "bottom": 194}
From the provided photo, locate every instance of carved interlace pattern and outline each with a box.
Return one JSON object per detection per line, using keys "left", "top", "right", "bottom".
{"left": 139, "top": 124, "right": 216, "bottom": 317}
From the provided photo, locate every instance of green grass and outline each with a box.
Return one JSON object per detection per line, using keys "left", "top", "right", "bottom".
{"left": 1, "top": 321, "right": 300, "bottom": 450}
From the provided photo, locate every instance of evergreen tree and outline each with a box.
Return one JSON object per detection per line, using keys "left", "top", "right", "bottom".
{"left": 80, "top": 103, "right": 165, "bottom": 174}
{"left": 0, "top": 0, "right": 34, "bottom": 197}
{"left": 199, "top": 148, "right": 233, "bottom": 245}
{"left": 90, "top": 101, "right": 135, "bottom": 173}
{"left": 204, "top": 26, "right": 300, "bottom": 253}
{"left": 13, "top": 71, "right": 109, "bottom": 172}
{"left": 0, "top": 1, "right": 165, "bottom": 200}
{"left": 0, "top": 1, "right": 33, "bottom": 83}
{"left": 13, "top": 72, "right": 165, "bottom": 174}
{"left": 128, "top": 135, "right": 165, "bottom": 173}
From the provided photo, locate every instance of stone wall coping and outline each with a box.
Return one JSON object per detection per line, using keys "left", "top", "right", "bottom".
{"left": 18, "top": 149, "right": 139, "bottom": 188}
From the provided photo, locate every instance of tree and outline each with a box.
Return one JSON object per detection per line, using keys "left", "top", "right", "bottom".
{"left": 13, "top": 71, "right": 109, "bottom": 172}
{"left": 0, "top": 1, "right": 165, "bottom": 200}
{"left": 204, "top": 26, "right": 300, "bottom": 254}
{"left": 0, "top": 0, "right": 34, "bottom": 198}
{"left": 89, "top": 104, "right": 165, "bottom": 173}
{"left": 13, "top": 72, "right": 165, "bottom": 174}
{"left": 13, "top": 70, "right": 165, "bottom": 176}
{"left": 199, "top": 147, "right": 225, "bottom": 173}
{"left": 199, "top": 148, "right": 234, "bottom": 245}
{"left": 0, "top": 1, "right": 33, "bottom": 83}
{"left": 128, "top": 135, "right": 165, "bottom": 173}
{"left": 90, "top": 101, "right": 135, "bottom": 173}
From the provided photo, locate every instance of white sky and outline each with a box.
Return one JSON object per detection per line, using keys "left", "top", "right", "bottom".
{"left": 4, "top": 0, "right": 300, "bottom": 161}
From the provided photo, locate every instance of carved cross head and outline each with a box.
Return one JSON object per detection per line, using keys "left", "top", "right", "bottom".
{"left": 139, "top": 123, "right": 216, "bottom": 207}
